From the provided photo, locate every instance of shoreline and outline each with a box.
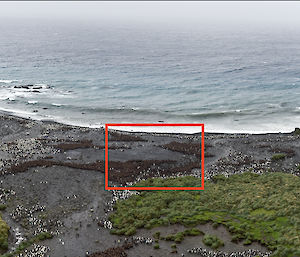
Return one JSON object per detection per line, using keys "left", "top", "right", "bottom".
{"left": 1, "top": 110, "right": 298, "bottom": 135}
{"left": 0, "top": 113, "right": 300, "bottom": 256}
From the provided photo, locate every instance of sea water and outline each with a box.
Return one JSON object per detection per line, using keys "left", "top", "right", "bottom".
{"left": 1, "top": 18, "right": 300, "bottom": 133}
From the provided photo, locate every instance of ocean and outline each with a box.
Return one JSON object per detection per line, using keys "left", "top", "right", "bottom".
{"left": 1, "top": 18, "right": 300, "bottom": 133}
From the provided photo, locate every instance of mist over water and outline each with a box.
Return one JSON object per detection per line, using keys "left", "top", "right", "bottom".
{"left": 1, "top": 19, "right": 300, "bottom": 133}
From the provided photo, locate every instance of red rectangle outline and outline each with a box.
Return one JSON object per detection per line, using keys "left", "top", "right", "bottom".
{"left": 105, "top": 123, "right": 204, "bottom": 190}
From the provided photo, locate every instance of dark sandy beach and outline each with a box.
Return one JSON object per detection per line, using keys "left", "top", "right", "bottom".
{"left": 0, "top": 113, "right": 300, "bottom": 256}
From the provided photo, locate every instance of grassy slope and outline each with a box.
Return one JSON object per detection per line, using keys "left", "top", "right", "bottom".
{"left": 108, "top": 172, "right": 300, "bottom": 256}
{"left": 0, "top": 212, "right": 9, "bottom": 253}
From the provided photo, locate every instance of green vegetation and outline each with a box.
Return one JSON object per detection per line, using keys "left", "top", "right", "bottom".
{"left": 294, "top": 128, "right": 300, "bottom": 135}
{"left": 0, "top": 213, "right": 9, "bottom": 252}
{"left": 167, "top": 232, "right": 183, "bottom": 243}
{"left": 0, "top": 232, "right": 52, "bottom": 256}
{"left": 154, "top": 244, "right": 159, "bottom": 249}
{"left": 108, "top": 172, "right": 300, "bottom": 256}
{"left": 271, "top": 154, "right": 285, "bottom": 161}
{"left": 202, "top": 234, "right": 224, "bottom": 249}
{"left": 182, "top": 228, "right": 204, "bottom": 236}
{"left": 153, "top": 231, "right": 161, "bottom": 239}
{"left": 164, "top": 228, "right": 204, "bottom": 243}
{"left": 243, "top": 238, "right": 252, "bottom": 245}
{"left": 153, "top": 231, "right": 165, "bottom": 240}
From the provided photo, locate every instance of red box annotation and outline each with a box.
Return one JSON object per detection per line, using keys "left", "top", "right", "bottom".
{"left": 105, "top": 123, "right": 204, "bottom": 190}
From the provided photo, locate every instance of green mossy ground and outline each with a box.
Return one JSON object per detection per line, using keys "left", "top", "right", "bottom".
{"left": 0, "top": 232, "right": 53, "bottom": 257}
{"left": 271, "top": 154, "right": 286, "bottom": 161}
{"left": 109, "top": 172, "right": 300, "bottom": 256}
{"left": 163, "top": 228, "right": 204, "bottom": 243}
{"left": 202, "top": 234, "right": 224, "bottom": 249}
{"left": 0, "top": 213, "right": 9, "bottom": 254}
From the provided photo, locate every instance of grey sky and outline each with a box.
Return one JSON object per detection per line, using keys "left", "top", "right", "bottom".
{"left": 1, "top": 1, "right": 300, "bottom": 26}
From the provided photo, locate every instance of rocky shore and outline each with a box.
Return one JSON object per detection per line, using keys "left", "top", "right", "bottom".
{"left": 0, "top": 113, "right": 300, "bottom": 256}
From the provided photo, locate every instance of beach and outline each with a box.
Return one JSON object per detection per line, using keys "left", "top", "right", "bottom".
{"left": 1, "top": 6, "right": 300, "bottom": 256}
{"left": 1, "top": 113, "right": 300, "bottom": 256}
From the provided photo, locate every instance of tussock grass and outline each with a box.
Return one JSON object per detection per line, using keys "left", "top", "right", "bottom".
{"left": 109, "top": 172, "right": 300, "bottom": 256}
{"left": 0, "top": 213, "right": 9, "bottom": 253}
{"left": 271, "top": 154, "right": 286, "bottom": 161}
{"left": 202, "top": 234, "right": 224, "bottom": 249}
{"left": 1, "top": 232, "right": 52, "bottom": 256}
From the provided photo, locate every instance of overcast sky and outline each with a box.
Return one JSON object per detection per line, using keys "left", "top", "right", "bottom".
{"left": 1, "top": 1, "right": 300, "bottom": 26}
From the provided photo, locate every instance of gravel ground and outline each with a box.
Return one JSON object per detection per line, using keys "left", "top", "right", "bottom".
{"left": 0, "top": 113, "right": 300, "bottom": 256}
